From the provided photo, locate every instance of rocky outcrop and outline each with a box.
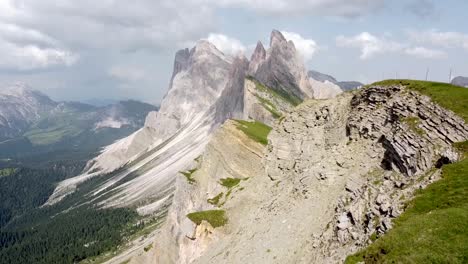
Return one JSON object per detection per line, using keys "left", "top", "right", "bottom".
{"left": 451, "top": 76, "right": 468, "bottom": 88}
{"left": 249, "top": 30, "right": 314, "bottom": 101}
{"left": 150, "top": 84, "right": 467, "bottom": 264}
{"left": 348, "top": 85, "right": 468, "bottom": 176}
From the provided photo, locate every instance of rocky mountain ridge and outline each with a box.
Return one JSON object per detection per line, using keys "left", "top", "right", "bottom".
{"left": 0, "top": 84, "right": 157, "bottom": 151}
{"left": 46, "top": 30, "right": 326, "bottom": 209}
{"left": 147, "top": 83, "right": 467, "bottom": 264}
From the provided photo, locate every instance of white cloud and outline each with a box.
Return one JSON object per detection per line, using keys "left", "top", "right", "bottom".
{"left": 281, "top": 31, "right": 319, "bottom": 62}
{"left": 0, "top": 42, "right": 77, "bottom": 71}
{"left": 407, "top": 30, "right": 468, "bottom": 51}
{"left": 336, "top": 32, "right": 402, "bottom": 59}
{"left": 337, "top": 32, "right": 447, "bottom": 60}
{"left": 108, "top": 65, "right": 147, "bottom": 82}
{"left": 206, "top": 33, "right": 246, "bottom": 55}
{"left": 207, "top": 0, "right": 386, "bottom": 18}
{"left": 0, "top": 22, "right": 77, "bottom": 71}
{"left": 404, "top": 46, "right": 447, "bottom": 59}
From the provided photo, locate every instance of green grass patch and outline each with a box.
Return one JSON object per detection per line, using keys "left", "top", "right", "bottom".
{"left": 180, "top": 169, "right": 197, "bottom": 184}
{"left": 186, "top": 210, "right": 227, "bottom": 228}
{"left": 219, "top": 178, "right": 241, "bottom": 189}
{"left": 0, "top": 168, "right": 17, "bottom": 178}
{"left": 401, "top": 116, "right": 425, "bottom": 136}
{"left": 233, "top": 120, "right": 272, "bottom": 146}
{"left": 207, "top": 192, "right": 224, "bottom": 206}
{"left": 373, "top": 80, "right": 468, "bottom": 122}
{"left": 25, "top": 125, "right": 83, "bottom": 145}
{"left": 254, "top": 94, "right": 282, "bottom": 119}
{"left": 143, "top": 244, "right": 153, "bottom": 252}
{"left": 247, "top": 76, "right": 302, "bottom": 106}
{"left": 346, "top": 140, "right": 468, "bottom": 264}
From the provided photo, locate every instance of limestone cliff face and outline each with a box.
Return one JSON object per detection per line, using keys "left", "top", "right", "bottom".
{"left": 152, "top": 84, "right": 467, "bottom": 264}
{"left": 249, "top": 30, "right": 314, "bottom": 101}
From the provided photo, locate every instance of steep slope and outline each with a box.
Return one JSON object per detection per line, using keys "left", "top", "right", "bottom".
{"left": 452, "top": 76, "right": 468, "bottom": 87}
{"left": 149, "top": 82, "right": 467, "bottom": 264}
{"left": 47, "top": 41, "right": 248, "bottom": 211}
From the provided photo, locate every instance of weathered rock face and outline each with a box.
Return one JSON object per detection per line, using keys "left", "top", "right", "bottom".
{"left": 249, "top": 30, "right": 314, "bottom": 101}
{"left": 243, "top": 78, "right": 295, "bottom": 126}
{"left": 48, "top": 41, "right": 247, "bottom": 209}
{"left": 451, "top": 76, "right": 468, "bottom": 88}
{"left": 145, "top": 40, "right": 234, "bottom": 137}
{"left": 214, "top": 57, "right": 250, "bottom": 123}
{"left": 348, "top": 85, "right": 468, "bottom": 176}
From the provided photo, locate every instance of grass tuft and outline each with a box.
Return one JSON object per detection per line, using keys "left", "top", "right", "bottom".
{"left": 401, "top": 116, "right": 425, "bottom": 136}
{"left": 207, "top": 192, "right": 224, "bottom": 206}
{"left": 233, "top": 120, "right": 272, "bottom": 146}
{"left": 247, "top": 76, "right": 302, "bottom": 106}
{"left": 219, "top": 178, "right": 241, "bottom": 189}
{"left": 180, "top": 168, "right": 197, "bottom": 184}
{"left": 187, "top": 210, "right": 227, "bottom": 228}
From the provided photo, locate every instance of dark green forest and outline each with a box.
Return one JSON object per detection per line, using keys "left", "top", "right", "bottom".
{"left": 0, "top": 148, "right": 142, "bottom": 264}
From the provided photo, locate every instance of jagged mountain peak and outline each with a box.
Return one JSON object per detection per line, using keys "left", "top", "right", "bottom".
{"left": 270, "top": 29, "right": 287, "bottom": 46}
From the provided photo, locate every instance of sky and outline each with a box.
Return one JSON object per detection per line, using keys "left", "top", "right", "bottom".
{"left": 0, "top": 0, "right": 467, "bottom": 104}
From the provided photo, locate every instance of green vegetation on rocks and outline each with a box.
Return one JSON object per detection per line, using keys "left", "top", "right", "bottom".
{"left": 207, "top": 192, "right": 224, "bottom": 206}
{"left": 247, "top": 76, "right": 302, "bottom": 106}
{"left": 346, "top": 140, "right": 468, "bottom": 264}
{"left": 180, "top": 168, "right": 197, "bottom": 184}
{"left": 187, "top": 210, "right": 227, "bottom": 228}
{"left": 374, "top": 80, "right": 468, "bottom": 121}
{"left": 401, "top": 116, "right": 425, "bottom": 136}
{"left": 219, "top": 178, "right": 241, "bottom": 189}
{"left": 233, "top": 120, "right": 272, "bottom": 145}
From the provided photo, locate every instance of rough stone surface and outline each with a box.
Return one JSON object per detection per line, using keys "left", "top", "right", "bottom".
{"left": 347, "top": 85, "right": 468, "bottom": 176}
{"left": 249, "top": 30, "right": 314, "bottom": 100}
{"left": 147, "top": 85, "right": 467, "bottom": 264}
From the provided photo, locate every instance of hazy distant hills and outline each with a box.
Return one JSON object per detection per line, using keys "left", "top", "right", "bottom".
{"left": 0, "top": 84, "right": 157, "bottom": 160}
{"left": 451, "top": 76, "right": 468, "bottom": 88}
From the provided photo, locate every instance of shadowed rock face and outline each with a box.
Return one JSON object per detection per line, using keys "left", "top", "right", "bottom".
{"left": 451, "top": 76, "right": 468, "bottom": 87}
{"left": 214, "top": 56, "right": 250, "bottom": 123}
{"left": 249, "top": 30, "right": 314, "bottom": 101}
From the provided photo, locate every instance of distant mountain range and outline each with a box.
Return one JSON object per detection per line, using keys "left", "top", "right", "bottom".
{"left": 0, "top": 84, "right": 157, "bottom": 160}
{"left": 451, "top": 76, "right": 468, "bottom": 88}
